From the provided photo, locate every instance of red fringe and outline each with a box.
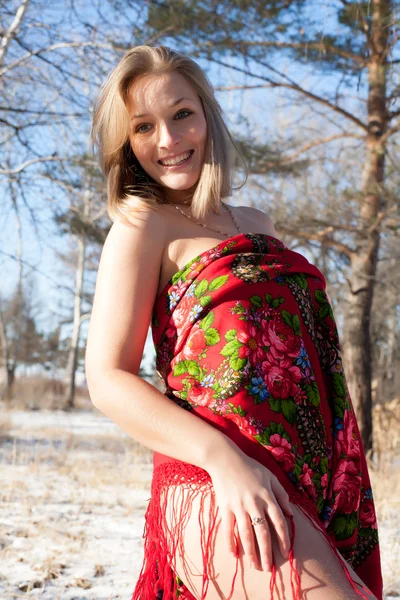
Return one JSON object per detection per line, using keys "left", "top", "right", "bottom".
{"left": 131, "top": 462, "right": 372, "bottom": 600}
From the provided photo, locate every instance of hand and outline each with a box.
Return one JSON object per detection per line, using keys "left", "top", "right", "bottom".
{"left": 208, "top": 448, "right": 294, "bottom": 572}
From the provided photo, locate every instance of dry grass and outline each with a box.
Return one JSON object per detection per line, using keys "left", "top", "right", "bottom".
{"left": 4, "top": 376, "right": 91, "bottom": 411}
{"left": 0, "top": 385, "right": 399, "bottom": 599}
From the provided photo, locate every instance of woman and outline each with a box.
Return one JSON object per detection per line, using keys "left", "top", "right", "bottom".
{"left": 86, "top": 45, "right": 383, "bottom": 600}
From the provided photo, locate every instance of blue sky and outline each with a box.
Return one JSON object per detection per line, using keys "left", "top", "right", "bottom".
{"left": 2, "top": 0, "right": 397, "bottom": 377}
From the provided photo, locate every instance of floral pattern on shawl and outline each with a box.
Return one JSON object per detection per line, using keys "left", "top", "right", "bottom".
{"left": 150, "top": 232, "right": 381, "bottom": 589}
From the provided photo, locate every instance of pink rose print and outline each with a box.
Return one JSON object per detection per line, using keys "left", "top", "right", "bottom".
{"left": 188, "top": 260, "right": 207, "bottom": 279}
{"left": 187, "top": 383, "right": 215, "bottom": 407}
{"left": 261, "top": 357, "right": 302, "bottom": 399}
{"left": 237, "top": 323, "right": 265, "bottom": 366}
{"left": 300, "top": 463, "right": 317, "bottom": 500}
{"left": 225, "top": 413, "right": 255, "bottom": 435}
{"left": 182, "top": 326, "right": 207, "bottom": 360}
{"left": 359, "top": 500, "right": 377, "bottom": 529}
{"left": 335, "top": 409, "right": 361, "bottom": 463}
{"left": 321, "top": 473, "right": 329, "bottom": 499}
{"left": 209, "top": 398, "right": 231, "bottom": 415}
{"left": 266, "top": 433, "right": 295, "bottom": 471}
{"left": 332, "top": 459, "right": 361, "bottom": 514}
{"left": 261, "top": 321, "right": 301, "bottom": 361}
{"left": 172, "top": 302, "right": 191, "bottom": 339}
{"left": 169, "top": 278, "right": 188, "bottom": 301}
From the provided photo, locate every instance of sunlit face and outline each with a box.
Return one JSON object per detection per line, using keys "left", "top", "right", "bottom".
{"left": 127, "top": 71, "right": 207, "bottom": 203}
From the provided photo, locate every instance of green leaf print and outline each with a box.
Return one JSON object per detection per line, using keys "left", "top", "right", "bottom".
{"left": 225, "top": 329, "right": 237, "bottom": 341}
{"left": 293, "top": 459, "right": 302, "bottom": 479}
{"left": 194, "top": 279, "right": 209, "bottom": 297}
{"left": 319, "top": 304, "right": 331, "bottom": 319}
{"left": 268, "top": 396, "right": 281, "bottom": 413}
{"left": 305, "top": 382, "right": 321, "bottom": 407}
{"left": 264, "top": 422, "right": 292, "bottom": 444}
{"left": 265, "top": 293, "right": 274, "bottom": 305}
{"left": 312, "top": 472, "right": 321, "bottom": 485}
{"left": 333, "top": 373, "right": 346, "bottom": 397}
{"left": 358, "top": 527, "right": 373, "bottom": 538}
{"left": 281, "top": 398, "right": 297, "bottom": 424}
{"left": 315, "top": 289, "right": 328, "bottom": 304}
{"left": 316, "top": 495, "right": 324, "bottom": 513}
{"left": 293, "top": 274, "right": 308, "bottom": 289}
{"left": 220, "top": 339, "right": 242, "bottom": 356}
{"left": 334, "top": 396, "right": 345, "bottom": 419}
{"left": 250, "top": 295, "right": 263, "bottom": 307}
{"left": 186, "top": 361, "right": 200, "bottom": 377}
{"left": 269, "top": 421, "right": 288, "bottom": 437}
{"left": 205, "top": 328, "right": 220, "bottom": 345}
{"left": 173, "top": 361, "right": 188, "bottom": 376}
{"left": 331, "top": 512, "right": 358, "bottom": 541}
{"left": 200, "top": 311, "right": 214, "bottom": 330}
{"left": 320, "top": 457, "right": 328, "bottom": 474}
{"left": 200, "top": 295, "right": 212, "bottom": 307}
{"left": 230, "top": 355, "right": 247, "bottom": 370}
{"left": 255, "top": 430, "right": 270, "bottom": 445}
{"left": 281, "top": 310, "right": 293, "bottom": 329}
{"left": 293, "top": 314, "right": 301, "bottom": 335}
{"left": 209, "top": 275, "right": 229, "bottom": 291}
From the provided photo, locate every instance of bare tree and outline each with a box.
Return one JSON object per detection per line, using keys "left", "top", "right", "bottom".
{"left": 143, "top": 0, "right": 400, "bottom": 451}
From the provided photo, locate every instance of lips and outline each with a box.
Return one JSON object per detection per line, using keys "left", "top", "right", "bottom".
{"left": 158, "top": 149, "right": 194, "bottom": 167}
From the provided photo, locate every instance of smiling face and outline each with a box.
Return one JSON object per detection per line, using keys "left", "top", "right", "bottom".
{"left": 126, "top": 71, "right": 208, "bottom": 204}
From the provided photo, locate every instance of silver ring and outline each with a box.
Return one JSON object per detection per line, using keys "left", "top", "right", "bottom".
{"left": 251, "top": 516, "right": 267, "bottom": 526}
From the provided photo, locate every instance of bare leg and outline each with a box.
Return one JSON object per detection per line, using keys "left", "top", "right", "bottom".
{"left": 164, "top": 487, "right": 377, "bottom": 600}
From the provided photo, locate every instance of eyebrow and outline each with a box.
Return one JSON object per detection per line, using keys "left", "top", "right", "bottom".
{"left": 131, "top": 97, "right": 192, "bottom": 120}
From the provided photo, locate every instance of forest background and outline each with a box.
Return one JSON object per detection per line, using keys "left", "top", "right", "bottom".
{"left": 0, "top": 0, "right": 399, "bottom": 598}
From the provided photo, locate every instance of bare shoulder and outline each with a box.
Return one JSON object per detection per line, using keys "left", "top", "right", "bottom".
{"left": 107, "top": 200, "right": 165, "bottom": 244}
{"left": 85, "top": 200, "right": 166, "bottom": 385}
{"left": 237, "top": 205, "right": 278, "bottom": 237}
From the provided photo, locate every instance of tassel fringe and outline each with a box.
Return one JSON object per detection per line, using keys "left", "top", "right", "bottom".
{"left": 131, "top": 462, "right": 372, "bottom": 600}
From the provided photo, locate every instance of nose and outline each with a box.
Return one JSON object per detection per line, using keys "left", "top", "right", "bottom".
{"left": 157, "top": 121, "right": 181, "bottom": 149}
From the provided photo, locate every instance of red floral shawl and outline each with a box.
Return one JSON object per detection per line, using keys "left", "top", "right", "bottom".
{"left": 132, "top": 233, "right": 383, "bottom": 600}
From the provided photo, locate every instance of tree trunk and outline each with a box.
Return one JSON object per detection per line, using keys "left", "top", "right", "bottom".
{"left": 342, "top": 0, "right": 390, "bottom": 453}
{"left": 65, "top": 234, "right": 86, "bottom": 410}
{"left": 0, "top": 307, "right": 9, "bottom": 400}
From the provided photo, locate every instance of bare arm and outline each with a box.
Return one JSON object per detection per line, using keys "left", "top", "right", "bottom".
{"left": 85, "top": 204, "right": 292, "bottom": 571}
{"left": 85, "top": 204, "right": 238, "bottom": 471}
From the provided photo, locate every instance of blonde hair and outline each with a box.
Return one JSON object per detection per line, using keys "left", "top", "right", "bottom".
{"left": 91, "top": 45, "right": 247, "bottom": 221}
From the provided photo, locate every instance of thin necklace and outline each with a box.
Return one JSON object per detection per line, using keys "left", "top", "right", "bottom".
{"left": 172, "top": 201, "right": 242, "bottom": 237}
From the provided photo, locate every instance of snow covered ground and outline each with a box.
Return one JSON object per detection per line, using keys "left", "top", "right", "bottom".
{"left": 0, "top": 408, "right": 399, "bottom": 599}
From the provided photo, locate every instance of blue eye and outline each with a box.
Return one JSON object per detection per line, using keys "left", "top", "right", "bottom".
{"left": 135, "top": 110, "right": 192, "bottom": 134}
{"left": 136, "top": 123, "right": 151, "bottom": 134}
{"left": 175, "top": 110, "right": 192, "bottom": 119}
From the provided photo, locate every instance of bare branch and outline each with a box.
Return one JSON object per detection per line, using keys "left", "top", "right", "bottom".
{"left": 0, "top": 0, "right": 30, "bottom": 68}
{"left": 0, "top": 249, "right": 77, "bottom": 296}
{"left": 206, "top": 39, "right": 365, "bottom": 65}
{"left": 0, "top": 40, "right": 121, "bottom": 78}
{"left": 275, "top": 224, "right": 356, "bottom": 258}
{"left": 368, "top": 206, "right": 399, "bottom": 235}
{"left": 208, "top": 56, "right": 368, "bottom": 132}
{"left": 0, "top": 155, "right": 61, "bottom": 175}
{"left": 379, "top": 121, "right": 400, "bottom": 144}
{"left": 266, "top": 133, "right": 365, "bottom": 168}
{"left": 307, "top": 219, "right": 363, "bottom": 234}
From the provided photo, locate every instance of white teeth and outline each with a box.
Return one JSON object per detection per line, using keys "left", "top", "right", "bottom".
{"left": 160, "top": 151, "right": 192, "bottom": 166}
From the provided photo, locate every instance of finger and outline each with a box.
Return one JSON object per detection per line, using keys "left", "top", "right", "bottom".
{"left": 272, "top": 480, "right": 294, "bottom": 518}
{"left": 265, "top": 498, "right": 291, "bottom": 560}
{"left": 220, "top": 508, "right": 238, "bottom": 557}
{"left": 247, "top": 505, "right": 273, "bottom": 572}
{"left": 235, "top": 511, "right": 260, "bottom": 569}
